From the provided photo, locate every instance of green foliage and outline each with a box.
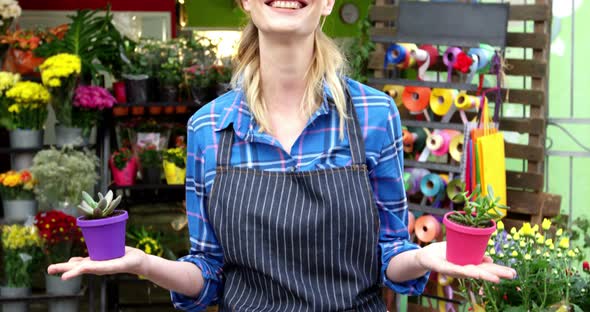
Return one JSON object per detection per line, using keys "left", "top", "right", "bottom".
{"left": 138, "top": 145, "right": 162, "bottom": 169}
{"left": 448, "top": 185, "right": 508, "bottom": 228}
{"left": 35, "top": 7, "right": 124, "bottom": 82}
{"left": 346, "top": 16, "right": 375, "bottom": 84}
{"left": 126, "top": 225, "right": 176, "bottom": 260}
{"left": 78, "top": 190, "right": 122, "bottom": 219}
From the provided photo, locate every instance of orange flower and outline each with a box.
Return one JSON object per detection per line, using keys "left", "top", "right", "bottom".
{"left": 20, "top": 170, "right": 32, "bottom": 183}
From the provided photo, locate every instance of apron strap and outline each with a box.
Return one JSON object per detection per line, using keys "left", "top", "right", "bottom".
{"left": 216, "top": 83, "right": 367, "bottom": 167}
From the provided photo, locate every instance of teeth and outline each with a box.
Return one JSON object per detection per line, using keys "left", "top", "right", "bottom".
{"left": 270, "top": 1, "right": 302, "bottom": 9}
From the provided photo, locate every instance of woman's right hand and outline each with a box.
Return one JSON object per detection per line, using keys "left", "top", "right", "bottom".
{"left": 48, "top": 247, "right": 148, "bottom": 280}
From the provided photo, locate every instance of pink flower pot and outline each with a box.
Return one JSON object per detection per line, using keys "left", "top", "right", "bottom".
{"left": 110, "top": 157, "right": 138, "bottom": 186}
{"left": 443, "top": 211, "right": 496, "bottom": 265}
{"left": 113, "top": 81, "right": 127, "bottom": 103}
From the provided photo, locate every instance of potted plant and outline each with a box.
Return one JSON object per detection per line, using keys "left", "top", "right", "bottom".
{"left": 0, "top": 224, "right": 42, "bottom": 312}
{"left": 77, "top": 190, "right": 127, "bottom": 260}
{"left": 39, "top": 53, "right": 84, "bottom": 147}
{"left": 162, "top": 147, "right": 186, "bottom": 185}
{"left": 138, "top": 144, "right": 162, "bottom": 184}
{"left": 0, "top": 0, "right": 21, "bottom": 59}
{"left": 73, "top": 85, "right": 116, "bottom": 138}
{"left": 157, "top": 48, "right": 182, "bottom": 103}
{"left": 34, "top": 210, "right": 86, "bottom": 312}
{"left": 443, "top": 185, "right": 507, "bottom": 265}
{"left": 0, "top": 28, "right": 46, "bottom": 76}
{"left": 0, "top": 170, "right": 37, "bottom": 223}
{"left": 30, "top": 147, "right": 99, "bottom": 216}
{"left": 109, "top": 147, "right": 137, "bottom": 186}
{"left": 4, "top": 80, "right": 51, "bottom": 152}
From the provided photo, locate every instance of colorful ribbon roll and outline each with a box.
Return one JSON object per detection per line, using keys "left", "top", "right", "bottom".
{"left": 449, "top": 133, "right": 464, "bottom": 162}
{"left": 467, "top": 44, "right": 495, "bottom": 74}
{"left": 420, "top": 173, "right": 446, "bottom": 199}
{"left": 412, "top": 44, "right": 438, "bottom": 80}
{"left": 383, "top": 85, "right": 404, "bottom": 107}
{"left": 408, "top": 211, "right": 415, "bottom": 235}
{"left": 405, "top": 168, "right": 430, "bottom": 195}
{"left": 443, "top": 47, "right": 463, "bottom": 81}
{"left": 384, "top": 43, "right": 407, "bottom": 69}
{"left": 446, "top": 179, "right": 466, "bottom": 203}
{"left": 403, "top": 172, "right": 412, "bottom": 192}
{"left": 414, "top": 215, "right": 442, "bottom": 243}
{"left": 426, "top": 130, "right": 451, "bottom": 156}
{"left": 429, "top": 88, "right": 457, "bottom": 116}
{"left": 454, "top": 92, "right": 478, "bottom": 110}
{"left": 403, "top": 127, "right": 427, "bottom": 154}
{"left": 398, "top": 43, "right": 418, "bottom": 69}
{"left": 402, "top": 86, "right": 431, "bottom": 114}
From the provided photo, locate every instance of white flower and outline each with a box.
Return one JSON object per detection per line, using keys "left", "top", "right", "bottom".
{"left": 0, "top": 0, "right": 18, "bottom": 6}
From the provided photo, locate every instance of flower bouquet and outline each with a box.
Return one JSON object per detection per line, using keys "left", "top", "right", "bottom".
{"left": 138, "top": 144, "right": 162, "bottom": 184}
{"left": 0, "top": 170, "right": 38, "bottom": 222}
{"left": 73, "top": 85, "right": 116, "bottom": 137}
{"left": 0, "top": 224, "right": 42, "bottom": 307}
{"left": 0, "top": 71, "right": 19, "bottom": 129}
{"left": 109, "top": 147, "right": 138, "bottom": 186}
{"left": 162, "top": 147, "right": 186, "bottom": 185}
{"left": 0, "top": 27, "right": 48, "bottom": 75}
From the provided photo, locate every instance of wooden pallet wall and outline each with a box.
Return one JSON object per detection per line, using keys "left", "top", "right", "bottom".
{"left": 368, "top": 0, "right": 560, "bottom": 226}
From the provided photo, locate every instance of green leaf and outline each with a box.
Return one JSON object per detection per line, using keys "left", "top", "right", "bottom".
{"left": 81, "top": 191, "right": 96, "bottom": 208}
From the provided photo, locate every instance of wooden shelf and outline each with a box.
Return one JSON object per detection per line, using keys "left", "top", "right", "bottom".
{"left": 368, "top": 77, "right": 480, "bottom": 91}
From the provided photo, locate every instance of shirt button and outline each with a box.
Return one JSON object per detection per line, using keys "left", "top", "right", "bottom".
{"left": 290, "top": 166, "right": 297, "bottom": 172}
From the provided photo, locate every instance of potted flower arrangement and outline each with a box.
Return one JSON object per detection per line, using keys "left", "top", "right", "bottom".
{"left": 157, "top": 46, "right": 182, "bottom": 103}
{"left": 0, "top": 224, "right": 42, "bottom": 312}
{"left": 162, "top": 147, "right": 186, "bottom": 185}
{"left": 138, "top": 144, "right": 162, "bottom": 184}
{"left": 443, "top": 185, "right": 507, "bottom": 265}
{"left": 0, "top": 170, "right": 37, "bottom": 223}
{"left": 77, "top": 190, "right": 127, "bottom": 261}
{"left": 30, "top": 147, "right": 99, "bottom": 216}
{"left": 4, "top": 80, "right": 51, "bottom": 148}
{"left": 459, "top": 218, "right": 586, "bottom": 312}
{"left": 39, "top": 53, "right": 83, "bottom": 147}
{"left": 109, "top": 147, "right": 137, "bottom": 186}
{"left": 34, "top": 210, "right": 86, "bottom": 312}
{"left": 73, "top": 85, "right": 116, "bottom": 138}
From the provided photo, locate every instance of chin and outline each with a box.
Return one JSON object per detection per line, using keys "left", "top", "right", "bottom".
{"left": 253, "top": 0, "right": 320, "bottom": 37}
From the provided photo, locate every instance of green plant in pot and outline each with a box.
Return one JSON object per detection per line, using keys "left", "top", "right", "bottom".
{"left": 76, "top": 190, "right": 128, "bottom": 261}
{"left": 138, "top": 144, "right": 162, "bottom": 184}
{"left": 158, "top": 56, "right": 182, "bottom": 103}
{"left": 443, "top": 185, "right": 508, "bottom": 265}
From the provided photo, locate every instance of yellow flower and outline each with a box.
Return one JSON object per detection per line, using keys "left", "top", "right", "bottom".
{"left": 521, "top": 223, "right": 534, "bottom": 237}
{"left": 510, "top": 227, "right": 517, "bottom": 234}
{"left": 557, "top": 252, "right": 563, "bottom": 258}
{"left": 2, "top": 174, "right": 20, "bottom": 187}
{"left": 524, "top": 254, "right": 531, "bottom": 260}
{"left": 8, "top": 104, "right": 19, "bottom": 113}
{"left": 506, "top": 234, "right": 512, "bottom": 240}
{"left": 556, "top": 229, "right": 563, "bottom": 237}
{"left": 542, "top": 218, "right": 551, "bottom": 230}
{"left": 558, "top": 237, "right": 569, "bottom": 249}
{"left": 497, "top": 253, "right": 504, "bottom": 258}
{"left": 536, "top": 235, "right": 545, "bottom": 245}
{"left": 513, "top": 233, "right": 521, "bottom": 241}
{"left": 574, "top": 248, "right": 580, "bottom": 254}
{"left": 545, "top": 238, "right": 553, "bottom": 246}
{"left": 519, "top": 241, "right": 526, "bottom": 248}
{"left": 497, "top": 220, "right": 504, "bottom": 231}
{"left": 490, "top": 249, "right": 496, "bottom": 255}
{"left": 567, "top": 250, "right": 576, "bottom": 258}
{"left": 532, "top": 224, "right": 539, "bottom": 233}
{"left": 536, "top": 249, "right": 541, "bottom": 255}
{"left": 544, "top": 252, "right": 550, "bottom": 257}
{"left": 511, "top": 251, "right": 518, "bottom": 257}
{"left": 550, "top": 244, "right": 555, "bottom": 250}
{"left": 488, "top": 239, "right": 494, "bottom": 246}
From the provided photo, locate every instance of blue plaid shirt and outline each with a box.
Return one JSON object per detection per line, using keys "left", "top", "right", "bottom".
{"left": 171, "top": 77, "right": 429, "bottom": 311}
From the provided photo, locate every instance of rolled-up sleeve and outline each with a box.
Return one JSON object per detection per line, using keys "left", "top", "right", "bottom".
{"left": 170, "top": 117, "right": 224, "bottom": 311}
{"left": 370, "top": 98, "right": 430, "bottom": 295}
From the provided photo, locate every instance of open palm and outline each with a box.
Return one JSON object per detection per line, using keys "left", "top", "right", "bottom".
{"left": 416, "top": 242, "right": 516, "bottom": 283}
{"left": 47, "top": 247, "right": 147, "bottom": 280}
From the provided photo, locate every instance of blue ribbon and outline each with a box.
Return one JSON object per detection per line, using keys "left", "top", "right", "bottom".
{"left": 384, "top": 43, "right": 407, "bottom": 70}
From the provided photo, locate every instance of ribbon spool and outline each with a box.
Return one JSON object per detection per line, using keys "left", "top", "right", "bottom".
{"left": 467, "top": 44, "right": 495, "bottom": 74}
{"left": 420, "top": 173, "right": 446, "bottom": 199}
{"left": 398, "top": 43, "right": 418, "bottom": 69}
{"left": 443, "top": 47, "right": 462, "bottom": 81}
{"left": 426, "top": 130, "right": 451, "bottom": 156}
{"left": 416, "top": 44, "right": 439, "bottom": 67}
{"left": 402, "top": 129, "right": 415, "bottom": 153}
{"left": 408, "top": 211, "right": 415, "bottom": 235}
{"left": 447, "top": 179, "right": 466, "bottom": 203}
{"left": 414, "top": 215, "right": 442, "bottom": 243}
{"left": 405, "top": 168, "right": 430, "bottom": 196}
{"left": 384, "top": 43, "right": 407, "bottom": 68}
{"left": 383, "top": 85, "right": 404, "bottom": 107}
{"left": 402, "top": 86, "right": 431, "bottom": 114}
{"left": 405, "top": 127, "right": 427, "bottom": 153}
{"left": 455, "top": 92, "right": 478, "bottom": 110}
{"left": 449, "top": 133, "right": 464, "bottom": 162}
{"left": 429, "top": 89, "right": 457, "bottom": 116}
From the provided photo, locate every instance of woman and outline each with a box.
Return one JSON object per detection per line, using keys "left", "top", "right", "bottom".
{"left": 49, "top": 0, "right": 516, "bottom": 310}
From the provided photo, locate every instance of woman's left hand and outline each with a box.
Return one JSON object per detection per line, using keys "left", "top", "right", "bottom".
{"left": 415, "top": 242, "right": 516, "bottom": 283}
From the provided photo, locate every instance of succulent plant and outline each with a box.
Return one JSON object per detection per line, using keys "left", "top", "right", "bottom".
{"left": 78, "top": 190, "right": 123, "bottom": 219}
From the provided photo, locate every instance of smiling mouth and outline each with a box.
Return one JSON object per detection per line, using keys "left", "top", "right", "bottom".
{"left": 265, "top": 0, "right": 308, "bottom": 10}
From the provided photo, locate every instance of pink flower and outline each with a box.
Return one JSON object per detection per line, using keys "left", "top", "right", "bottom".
{"left": 74, "top": 85, "right": 116, "bottom": 110}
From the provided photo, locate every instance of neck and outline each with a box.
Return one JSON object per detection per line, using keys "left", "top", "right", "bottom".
{"left": 258, "top": 31, "right": 315, "bottom": 112}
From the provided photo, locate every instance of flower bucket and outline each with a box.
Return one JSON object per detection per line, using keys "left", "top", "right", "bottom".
{"left": 142, "top": 167, "right": 162, "bottom": 185}
{"left": 443, "top": 211, "right": 496, "bottom": 265}
{"left": 55, "top": 125, "right": 87, "bottom": 147}
{"left": 45, "top": 274, "right": 81, "bottom": 312}
{"left": 163, "top": 160, "right": 186, "bottom": 185}
{"left": 0, "top": 286, "right": 31, "bottom": 312}
{"left": 113, "top": 81, "right": 127, "bottom": 103}
{"left": 159, "top": 85, "right": 178, "bottom": 103}
{"left": 2, "top": 200, "right": 37, "bottom": 223}
{"left": 9, "top": 129, "right": 44, "bottom": 149}
{"left": 131, "top": 106, "right": 145, "bottom": 116}
{"left": 123, "top": 75, "right": 148, "bottom": 104}
{"left": 148, "top": 106, "right": 163, "bottom": 115}
{"left": 109, "top": 157, "right": 138, "bottom": 186}
{"left": 147, "top": 77, "right": 160, "bottom": 102}
{"left": 175, "top": 105, "right": 188, "bottom": 114}
{"left": 112, "top": 106, "right": 129, "bottom": 117}
{"left": 77, "top": 210, "right": 128, "bottom": 261}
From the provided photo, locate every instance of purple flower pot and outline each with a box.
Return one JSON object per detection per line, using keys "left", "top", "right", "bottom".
{"left": 77, "top": 210, "right": 128, "bottom": 261}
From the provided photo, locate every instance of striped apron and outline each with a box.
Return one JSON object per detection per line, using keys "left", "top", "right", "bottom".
{"left": 208, "top": 91, "right": 386, "bottom": 311}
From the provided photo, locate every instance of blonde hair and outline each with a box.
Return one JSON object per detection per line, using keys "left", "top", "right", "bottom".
{"left": 231, "top": 3, "right": 348, "bottom": 137}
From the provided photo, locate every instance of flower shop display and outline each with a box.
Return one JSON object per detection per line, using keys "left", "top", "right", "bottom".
{"left": 0, "top": 224, "right": 42, "bottom": 312}
{"left": 34, "top": 210, "right": 85, "bottom": 312}
{"left": 122, "top": 40, "right": 157, "bottom": 104}
{"left": 460, "top": 218, "right": 586, "bottom": 312}
{"left": 0, "top": 0, "right": 21, "bottom": 33}
{"left": 0, "top": 170, "right": 38, "bottom": 223}
{"left": 138, "top": 144, "right": 162, "bottom": 184}
{"left": 109, "top": 147, "right": 138, "bottom": 186}
{"left": 157, "top": 45, "right": 182, "bottom": 103}
{"left": 5, "top": 80, "right": 51, "bottom": 149}
{"left": 0, "top": 70, "right": 19, "bottom": 129}
{"left": 30, "top": 147, "right": 99, "bottom": 216}
{"left": 163, "top": 147, "right": 186, "bottom": 185}
{"left": 77, "top": 190, "right": 127, "bottom": 261}
{"left": 39, "top": 53, "right": 84, "bottom": 146}
{"left": 443, "top": 185, "right": 507, "bottom": 265}
{"left": 73, "top": 85, "right": 116, "bottom": 137}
